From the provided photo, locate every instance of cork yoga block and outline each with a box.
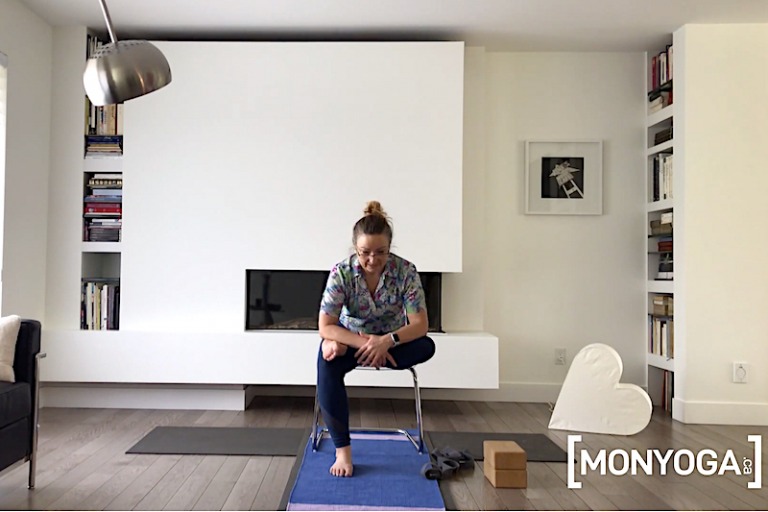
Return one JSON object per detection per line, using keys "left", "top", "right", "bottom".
{"left": 483, "top": 460, "right": 528, "bottom": 488}
{"left": 483, "top": 440, "right": 527, "bottom": 470}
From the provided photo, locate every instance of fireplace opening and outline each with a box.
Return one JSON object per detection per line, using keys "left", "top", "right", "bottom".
{"left": 245, "top": 269, "right": 442, "bottom": 332}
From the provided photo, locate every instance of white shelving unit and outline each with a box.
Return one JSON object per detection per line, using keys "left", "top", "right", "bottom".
{"left": 647, "top": 280, "right": 673, "bottom": 294}
{"left": 81, "top": 33, "right": 122, "bottom": 331}
{"left": 645, "top": 42, "right": 675, "bottom": 414}
{"left": 83, "top": 155, "right": 122, "bottom": 172}
{"left": 647, "top": 353, "right": 675, "bottom": 372}
{"left": 82, "top": 241, "right": 122, "bottom": 253}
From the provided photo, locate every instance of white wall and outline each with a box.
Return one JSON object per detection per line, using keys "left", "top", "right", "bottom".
{"left": 475, "top": 51, "right": 647, "bottom": 398}
{"left": 441, "top": 47, "right": 486, "bottom": 332}
{"left": 37, "top": 40, "right": 649, "bottom": 403}
{"left": 0, "top": 0, "right": 52, "bottom": 319}
{"left": 674, "top": 24, "right": 768, "bottom": 424}
{"left": 45, "top": 26, "right": 90, "bottom": 330}
{"left": 0, "top": 52, "right": 6, "bottom": 308}
{"left": 120, "top": 41, "right": 464, "bottom": 332}
{"left": 26, "top": 21, "right": 768, "bottom": 418}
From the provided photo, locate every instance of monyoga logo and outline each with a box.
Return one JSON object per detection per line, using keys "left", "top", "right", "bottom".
{"left": 567, "top": 434, "right": 762, "bottom": 489}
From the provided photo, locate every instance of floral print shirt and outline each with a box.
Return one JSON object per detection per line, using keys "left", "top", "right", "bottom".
{"left": 320, "top": 253, "right": 426, "bottom": 335}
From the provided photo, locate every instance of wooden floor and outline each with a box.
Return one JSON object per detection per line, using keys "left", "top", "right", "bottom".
{"left": 0, "top": 397, "right": 766, "bottom": 511}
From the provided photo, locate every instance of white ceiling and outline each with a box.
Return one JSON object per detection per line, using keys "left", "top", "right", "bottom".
{"left": 17, "top": 0, "right": 768, "bottom": 51}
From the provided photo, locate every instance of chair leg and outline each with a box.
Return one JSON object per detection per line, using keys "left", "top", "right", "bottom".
{"left": 311, "top": 388, "right": 322, "bottom": 451}
{"left": 28, "top": 353, "right": 44, "bottom": 489}
{"left": 310, "top": 368, "right": 424, "bottom": 454}
{"left": 410, "top": 367, "right": 424, "bottom": 454}
{"left": 28, "top": 449, "right": 36, "bottom": 490}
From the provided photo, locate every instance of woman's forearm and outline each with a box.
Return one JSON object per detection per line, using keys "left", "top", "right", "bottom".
{"left": 320, "top": 324, "right": 366, "bottom": 349}
{"left": 391, "top": 320, "right": 428, "bottom": 344}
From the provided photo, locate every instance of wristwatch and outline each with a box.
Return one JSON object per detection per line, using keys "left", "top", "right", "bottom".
{"left": 389, "top": 332, "right": 400, "bottom": 347}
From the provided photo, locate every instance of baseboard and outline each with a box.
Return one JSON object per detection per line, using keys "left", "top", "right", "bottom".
{"left": 672, "top": 398, "right": 768, "bottom": 426}
{"left": 39, "top": 382, "right": 768, "bottom": 427}
{"left": 40, "top": 383, "right": 249, "bottom": 411}
{"left": 39, "top": 381, "right": 562, "bottom": 410}
{"left": 246, "top": 381, "right": 562, "bottom": 403}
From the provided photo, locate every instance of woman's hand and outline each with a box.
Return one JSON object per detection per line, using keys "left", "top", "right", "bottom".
{"left": 354, "top": 335, "right": 397, "bottom": 369}
{"left": 321, "top": 339, "right": 348, "bottom": 361}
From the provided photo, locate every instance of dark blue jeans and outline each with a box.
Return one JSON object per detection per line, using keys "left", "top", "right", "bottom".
{"left": 316, "top": 335, "right": 436, "bottom": 448}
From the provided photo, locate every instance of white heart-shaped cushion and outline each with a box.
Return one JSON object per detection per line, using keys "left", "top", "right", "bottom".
{"left": 548, "top": 343, "right": 652, "bottom": 435}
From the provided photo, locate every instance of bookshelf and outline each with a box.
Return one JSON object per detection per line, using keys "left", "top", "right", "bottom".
{"left": 81, "top": 33, "right": 122, "bottom": 331}
{"left": 645, "top": 41, "right": 674, "bottom": 414}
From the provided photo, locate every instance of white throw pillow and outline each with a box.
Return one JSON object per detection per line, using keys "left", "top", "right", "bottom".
{"left": 0, "top": 315, "right": 22, "bottom": 382}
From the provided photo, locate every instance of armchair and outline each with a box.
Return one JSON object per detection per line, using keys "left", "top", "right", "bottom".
{"left": 0, "top": 319, "right": 43, "bottom": 488}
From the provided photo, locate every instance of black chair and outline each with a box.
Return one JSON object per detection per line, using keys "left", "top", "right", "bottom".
{"left": 0, "top": 319, "right": 44, "bottom": 488}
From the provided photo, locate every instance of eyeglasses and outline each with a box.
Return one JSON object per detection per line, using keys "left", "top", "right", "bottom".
{"left": 356, "top": 248, "right": 390, "bottom": 259}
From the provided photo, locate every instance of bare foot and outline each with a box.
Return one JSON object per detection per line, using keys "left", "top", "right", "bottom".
{"left": 330, "top": 446, "right": 353, "bottom": 477}
{"left": 322, "top": 339, "right": 348, "bottom": 361}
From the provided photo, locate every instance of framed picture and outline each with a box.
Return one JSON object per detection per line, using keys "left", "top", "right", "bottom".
{"left": 524, "top": 140, "right": 603, "bottom": 215}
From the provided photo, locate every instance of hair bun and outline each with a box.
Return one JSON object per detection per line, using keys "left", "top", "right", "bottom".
{"left": 363, "top": 200, "right": 387, "bottom": 218}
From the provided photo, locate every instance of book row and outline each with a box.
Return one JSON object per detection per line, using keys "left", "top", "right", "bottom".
{"left": 85, "top": 34, "right": 124, "bottom": 137}
{"left": 86, "top": 103, "right": 124, "bottom": 136}
{"left": 83, "top": 172, "right": 123, "bottom": 242}
{"left": 650, "top": 212, "right": 673, "bottom": 236}
{"left": 649, "top": 316, "right": 674, "bottom": 359}
{"left": 649, "top": 45, "right": 673, "bottom": 92}
{"left": 648, "top": 90, "right": 673, "bottom": 114}
{"left": 652, "top": 294, "right": 674, "bottom": 316}
{"left": 656, "top": 253, "right": 673, "bottom": 281}
{"left": 651, "top": 153, "right": 673, "bottom": 201}
{"left": 83, "top": 220, "right": 121, "bottom": 242}
{"left": 84, "top": 135, "right": 123, "bottom": 157}
{"left": 81, "top": 281, "right": 120, "bottom": 330}
{"left": 658, "top": 370, "right": 674, "bottom": 413}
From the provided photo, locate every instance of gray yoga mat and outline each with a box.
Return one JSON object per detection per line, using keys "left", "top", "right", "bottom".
{"left": 126, "top": 426, "right": 308, "bottom": 456}
{"left": 426, "top": 431, "right": 568, "bottom": 463}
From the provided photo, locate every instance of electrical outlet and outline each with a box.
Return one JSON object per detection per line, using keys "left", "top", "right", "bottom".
{"left": 733, "top": 362, "right": 749, "bottom": 383}
{"left": 555, "top": 348, "right": 567, "bottom": 366}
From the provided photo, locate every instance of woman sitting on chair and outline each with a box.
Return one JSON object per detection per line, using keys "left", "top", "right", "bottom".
{"left": 317, "top": 200, "right": 436, "bottom": 477}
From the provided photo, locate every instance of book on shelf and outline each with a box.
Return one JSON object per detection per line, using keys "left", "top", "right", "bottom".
{"left": 650, "top": 219, "right": 673, "bottom": 236}
{"left": 84, "top": 201, "right": 121, "bottom": 208}
{"left": 84, "top": 195, "right": 122, "bottom": 203}
{"left": 84, "top": 213, "right": 121, "bottom": 219}
{"left": 81, "top": 280, "right": 120, "bottom": 330}
{"left": 86, "top": 231, "right": 121, "bottom": 242}
{"left": 85, "top": 134, "right": 123, "bottom": 144}
{"left": 648, "top": 90, "right": 673, "bottom": 113}
{"left": 86, "top": 104, "right": 124, "bottom": 137}
{"left": 85, "top": 135, "right": 123, "bottom": 157}
{"left": 649, "top": 316, "right": 674, "bottom": 358}
{"left": 656, "top": 251, "right": 674, "bottom": 280}
{"left": 652, "top": 294, "right": 674, "bottom": 316}
{"left": 90, "top": 189, "right": 123, "bottom": 197}
{"left": 659, "top": 370, "right": 674, "bottom": 412}
{"left": 84, "top": 203, "right": 121, "bottom": 212}
{"left": 86, "top": 150, "right": 122, "bottom": 158}
{"left": 649, "top": 45, "right": 673, "bottom": 92}
{"left": 87, "top": 223, "right": 121, "bottom": 229}
{"left": 654, "top": 127, "right": 673, "bottom": 146}
{"left": 84, "top": 221, "right": 121, "bottom": 242}
{"left": 651, "top": 153, "right": 673, "bottom": 201}
{"left": 88, "top": 178, "right": 122, "bottom": 187}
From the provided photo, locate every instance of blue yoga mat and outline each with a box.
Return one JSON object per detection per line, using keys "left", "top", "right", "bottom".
{"left": 287, "top": 432, "right": 445, "bottom": 511}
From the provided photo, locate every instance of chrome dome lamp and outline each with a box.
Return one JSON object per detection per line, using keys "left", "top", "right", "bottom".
{"left": 83, "top": 0, "right": 172, "bottom": 106}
